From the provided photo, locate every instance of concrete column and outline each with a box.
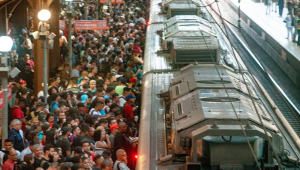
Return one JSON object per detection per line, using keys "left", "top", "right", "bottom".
{"left": 0, "top": 8, "right": 7, "bottom": 36}
{"left": 27, "top": 0, "right": 53, "bottom": 96}
{"left": 49, "top": 0, "right": 60, "bottom": 75}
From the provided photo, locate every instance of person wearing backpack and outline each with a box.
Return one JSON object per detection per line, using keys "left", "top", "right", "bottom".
{"left": 113, "top": 149, "right": 130, "bottom": 170}
{"left": 40, "top": 144, "right": 59, "bottom": 169}
{"left": 11, "top": 98, "right": 27, "bottom": 130}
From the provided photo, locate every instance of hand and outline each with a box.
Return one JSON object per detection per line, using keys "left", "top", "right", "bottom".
{"left": 53, "top": 152, "right": 59, "bottom": 162}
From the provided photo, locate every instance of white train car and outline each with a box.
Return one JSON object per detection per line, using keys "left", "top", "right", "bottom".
{"left": 137, "top": 0, "right": 300, "bottom": 169}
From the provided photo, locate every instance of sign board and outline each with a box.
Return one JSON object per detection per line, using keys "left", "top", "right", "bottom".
{"left": 111, "top": 0, "right": 122, "bottom": 4}
{"left": 0, "top": 91, "right": 3, "bottom": 110}
{"left": 7, "top": 83, "right": 12, "bottom": 101}
{"left": 59, "top": 20, "right": 66, "bottom": 30}
{"left": 74, "top": 20, "right": 108, "bottom": 30}
{"left": 100, "top": 0, "right": 108, "bottom": 3}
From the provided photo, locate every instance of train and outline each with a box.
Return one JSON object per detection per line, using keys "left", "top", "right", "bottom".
{"left": 136, "top": 0, "right": 300, "bottom": 169}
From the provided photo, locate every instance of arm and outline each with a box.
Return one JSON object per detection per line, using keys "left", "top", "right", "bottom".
{"left": 66, "top": 151, "right": 71, "bottom": 156}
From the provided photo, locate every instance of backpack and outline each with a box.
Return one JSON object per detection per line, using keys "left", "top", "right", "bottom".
{"left": 0, "top": 150, "right": 9, "bottom": 165}
{"left": 30, "top": 111, "right": 38, "bottom": 126}
{"left": 40, "top": 159, "right": 50, "bottom": 169}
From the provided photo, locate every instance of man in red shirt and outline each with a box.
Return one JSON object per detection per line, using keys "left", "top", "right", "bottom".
{"left": 11, "top": 98, "right": 27, "bottom": 130}
{"left": 123, "top": 94, "right": 136, "bottom": 122}
{"left": 2, "top": 149, "right": 17, "bottom": 170}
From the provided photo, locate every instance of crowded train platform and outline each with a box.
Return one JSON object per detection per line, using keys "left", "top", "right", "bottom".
{"left": 0, "top": 0, "right": 149, "bottom": 169}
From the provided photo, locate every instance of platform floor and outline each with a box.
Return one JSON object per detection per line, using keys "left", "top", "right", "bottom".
{"left": 228, "top": 0, "right": 300, "bottom": 61}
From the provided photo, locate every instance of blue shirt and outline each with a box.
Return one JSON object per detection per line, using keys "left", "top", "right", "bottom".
{"left": 104, "top": 94, "right": 110, "bottom": 99}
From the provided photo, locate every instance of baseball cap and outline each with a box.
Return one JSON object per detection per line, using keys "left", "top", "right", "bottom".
{"left": 99, "top": 118, "right": 108, "bottom": 124}
{"left": 110, "top": 124, "right": 119, "bottom": 131}
{"left": 126, "top": 94, "right": 136, "bottom": 100}
{"left": 81, "top": 94, "right": 88, "bottom": 103}
{"left": 38, "top": 116, "right": 46, "bottom": 122}
{"left": 118, "top": 77, "right": 126, "bottom": 84}
{"left": 19, "top": 80, "right": 26, "bottom": 84}
{"left": 37, "top": 102, "right": 46, "bottom": 107}
{"left": 115, "top": 74, "right": 123, "bottom": 79}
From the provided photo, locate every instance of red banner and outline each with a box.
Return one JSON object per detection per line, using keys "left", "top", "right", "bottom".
{"left": 100, "top": 0, "right": 108, "bottom": 3}
{"left": 0, "top": 91, "right": 3, "bottom": 110}
{"left": 59, "top": 20, "right": 65, "bottom": 30}
{"left": 74, "top": 20, "right": 108, "bottom": 30}
{"left": 111, "top": 0, "right": 123, "bottom": 4}
{"left": 7, "top": 83, "right": 12, "bottom": 101}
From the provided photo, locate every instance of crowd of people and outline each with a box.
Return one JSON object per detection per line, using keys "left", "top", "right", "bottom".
{"left": 3, "top": 0, "right": 150, "bottom": 169}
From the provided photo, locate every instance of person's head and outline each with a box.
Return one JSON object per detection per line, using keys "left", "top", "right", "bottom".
{"left": 101, "top": 159, "right": 112, "bottom": 170}
{"left": 94, "top": 155, "right": 104, "bottom": 167}
{"left": 24, "top": 154, "right": 34, "bottom": 165}
{"left": 99, "top": 118, "right": 108, "bottom": 128}
{"left": 93, "top": 129, "right": 103, "bottom": 141}
{"left": 96, "top": 88, "right": 104, "bottom": 97}
{"left": 88, "top": 127, "right": 95, "bottom": 138}
{"left": 52, "top": 93, "right": 61, "bottom": 102}
{"left": 46, "top": 113, "right": 55, "bottom": 123}
{"left": 10, "top": 119, "right": 21, "bottom": 130}
{"left": 81, "top": 140, "right": 90, "bottom": 152}
{"left": 89, "top": 80, "right": 96, "bottom": 89}
{"left": 116, "top": 149, "right": 127, "bottom": 162}
{"left": 77, "top": 103, "right": 85, "bottom": 114}
{"left": 114, "top": 110, "right": 123, "bottom": 120}
{"left": 61, "top": 126, "right": 72, "bottom": 136}
{"left": 106, "top": 86, "right": 116, "bottom": 96}
{"left": 8, "top": 149, "right": 18, "bottom": 162}
{"left": 44, "top": 144, "right": 55, "bottom": 158}
{"left": 94, "top": 101, "right": 104, "bottom": 111}
{"left": 18, "top": 98, "right": 27, "bottom": 108}
{"left": 80, "top": 157, "right": 89, "bottom": 169}
{"left": 4, "top": 139, "right": 13, "bottom": 151}
{"left": 110, "top": 119, "right": 117, "bottom": 126}
{"left": 110, "top": 124, "right": 119, "bottom": 135}
{"left": 19, "top": 79, "right": 27, "bottom": 88}
{"left": 58, "top": 112, "right": 66, "bottom": 119}
{"left": 74, "top": 146, "right": 84, "bottom": 156}
{"left": 81, "top": 125, "right": 90, "bottom": 136}
{"left": 72, "top": 125, "right": 81, "bottom": 136}
{"left": 126, "top": 94, "right": 136, "bottom": 103}
{"left": 112, "top": 93, "right": 120, "bottom": 103}
{"left": 24, "top": 63, "right": 31, "bottom": 72}
{"left": 118, "top": 122, "right": 127, "bottom": 133}
{"left": 33, "top": 144, "right": 42, "bottom": 157}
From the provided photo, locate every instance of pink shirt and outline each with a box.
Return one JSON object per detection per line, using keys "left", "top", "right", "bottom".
{"left": 2, "top": 159, "right": 15, "bottom": 170}
{"left": 26, "top": 60, "right": 34, "bottom": 68}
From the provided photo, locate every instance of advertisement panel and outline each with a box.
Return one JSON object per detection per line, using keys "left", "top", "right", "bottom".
{"left": 100, "top": 0, "right": 108, "bottom": 3}
{"left": 111, "top": 0, "right": 122, "bottom": 4}
{"left": 7, "top": 83, "right": 12, "bottom": 101}
{"left": 0, "top": 92, "right": 3, "bottom": 110}
{"left": 74, "top": 20, "right": 108, "bottom": 30}
{"left": 59, "top": 20, "right": 66, "bottom": 30}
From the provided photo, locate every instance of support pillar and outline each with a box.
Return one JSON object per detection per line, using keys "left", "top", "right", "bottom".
{"left": 49, "top": 0, "right": 60, "bottom": 76}
{"left": 27, "top": 0, "right": 53, "bottom": 96}
{"left": 0, "top": 8, "right": 7, "bottom": 36}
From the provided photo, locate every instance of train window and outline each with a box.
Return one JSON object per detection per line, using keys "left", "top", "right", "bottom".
{"left": 177, "top": 103, "right": 182, "bottom": 115}
{"left": 175, "top": 86, "right": 179, "bottom": 96}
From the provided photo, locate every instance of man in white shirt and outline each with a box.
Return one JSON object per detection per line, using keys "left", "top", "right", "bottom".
{"left": 20, "top": 140, "right": 38, "bottom": 161}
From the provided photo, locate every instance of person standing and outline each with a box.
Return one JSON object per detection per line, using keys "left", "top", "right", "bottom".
{"left": 56, "top": 127, "right": 72, "bottom": 157}
{"left": 8, "top": 120, "right": 24, "bottom": 152}
{"left": 113, "top": 149, "right": 130, "bottom": 170}
{"left": 285, "top": 11, "right": 294, "bottom": 39}
{"left": 2, "top": 150, "right": 17, "bottom": 170}
{"left": 32, "top": 144, "right": 43, "bottom": 169}
{"left": 40, "top": 144, "right": 59, "bottom": 169}
{"left": 279, "top": 0, "right": 284, "bottom": 17}
{"left": 0, "top": 139, "right": 20, "bottom": 170}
